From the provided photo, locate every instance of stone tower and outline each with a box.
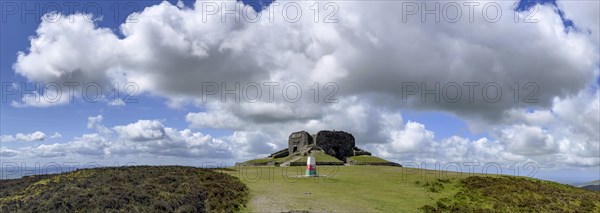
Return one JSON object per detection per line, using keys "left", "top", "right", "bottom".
{"left": 287, "top": 131, "right": 313, "bottom": 155}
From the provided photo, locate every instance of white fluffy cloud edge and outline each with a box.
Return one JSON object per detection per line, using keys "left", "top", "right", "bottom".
{"left": 2, "top": 0, "right": 599, "bottom": 171}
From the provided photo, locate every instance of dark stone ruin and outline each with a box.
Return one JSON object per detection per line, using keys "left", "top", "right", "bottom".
{"left": 270, "top": 130, "right": 372, "bottom": 162}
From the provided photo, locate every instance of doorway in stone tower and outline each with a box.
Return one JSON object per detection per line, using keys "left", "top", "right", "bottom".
{"left": 292, "top": 146, "right": 298, "bottom": 153}
{"left": 332, "top": 146, "right": 342, "bottom": 160}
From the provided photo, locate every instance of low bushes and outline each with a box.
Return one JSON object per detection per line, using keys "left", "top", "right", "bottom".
{"left": 0, "top": 166, "right": 249, "bottom": 212}
{"left": 421, "top": 176, "right": 600, "bottom": 212}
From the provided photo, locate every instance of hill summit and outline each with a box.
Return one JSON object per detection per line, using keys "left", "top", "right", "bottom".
{"left": 240, "top": 130, "right": 400, "bottom": 167}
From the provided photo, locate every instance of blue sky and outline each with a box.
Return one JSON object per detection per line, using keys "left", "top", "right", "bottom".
{"left": 1, "top": 0, "right": 598, "bottom": 184}
{"left": 0, "top": 0, "right": 566, "bottom": 136}
{"left": 2, "top": 0, "right": 487, "bottom": 141}
{"left": 0, "top": 0, "right": 469, "bottom": 144}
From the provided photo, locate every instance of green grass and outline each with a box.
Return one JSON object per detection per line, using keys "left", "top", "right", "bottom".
{"left": 296, "top": 152, "right": 343, "bottom": 163}
{"left": 274, "top": 156, "right": 293, "bottom": 163}
{"left": 3, "top": 165, "right": 598, "bottom": 212}
{"left": 0, "top": 166, "right": 249, "bottom": 212}
{"left": 225, "top": 165, "right": 461, "bottom": 212}
{"left": 243, "top": 158, "right": 274, "bottom": 165}
{"left": 225, "top": 166, "right": 600, "bottom": 212}
{"left": 243, "top": 152, "right": 343, "bottom": 165}
{"left": 347, "top": 155, "right": 390, "bottom": 163}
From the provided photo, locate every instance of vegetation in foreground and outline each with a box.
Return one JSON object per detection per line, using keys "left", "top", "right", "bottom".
{"left": 226, "top": 165, "right": 600, "bottom": 212}
{"left": 421, "top": 176, "right": 600, "bottom": 212}
{"left": 225, "top": 165, "right": 460, "bottom": 212}
{"left": 2, "top": 164, "right": 597, "bottom": 212}
{"left": 0, "top": 166, "right": 248, "bottom": 212}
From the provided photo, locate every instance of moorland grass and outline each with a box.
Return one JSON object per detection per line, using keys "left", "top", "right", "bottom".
{"left": 3, "top": 164, "right": 597, "bottom": 212}
{"left": 0, "top": 166, "right": 248, "bottom": 212}
{"left": 421, "top": 176, "right": 600, "bottom": 212}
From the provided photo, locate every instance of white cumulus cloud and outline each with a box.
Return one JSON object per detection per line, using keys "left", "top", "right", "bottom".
{"left": 6, "top": 1, "right": 599, "bottom": 169}
{"left": 113, "top": 120, "right": 166, "bottom": 142}
{"left": 1, "top": 131, "right": 47, "bottom": 142}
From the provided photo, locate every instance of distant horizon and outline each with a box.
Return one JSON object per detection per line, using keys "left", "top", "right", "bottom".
{"left": 1, "top": 162, "right": 598, "bottom": 186}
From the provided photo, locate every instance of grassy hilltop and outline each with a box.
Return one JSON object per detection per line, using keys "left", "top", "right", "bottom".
{"left": 225, "top": 166, "right": 600, "bottom": 212}
{"left": 1, "top": 165, "right": 598, "bottom": 212}
{"left": 241, "top": 152, "right": 399, "bottom": 166}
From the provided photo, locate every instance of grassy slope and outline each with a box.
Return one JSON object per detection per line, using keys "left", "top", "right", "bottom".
{"left": 0, "top": 166, "right": 248, "bottom": 212}
{"left": 347, "top": 155, "right": 390, "bottom": 163}
{"left": 225, "top": 166, "right": 600, "bottom": 212}
{"left": 242, "top": 152, "right": 343, "bottom": 165}
{"left": 296, "top": 152, "right": 343, "bottom": 163}
{"left": 423, "top": 176, "right": 600, "bottom": 212}
{"left": 244, "top": 153, "right": 397, "bottom": 166}
{"left": 3, "top": 165, "right": 597, "bottom": 212}
{"left": 244, "top": 158, "right": 274, "bottom": 165}
{"left": 225, "top": 165, "right": 461, "bottom": 212}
